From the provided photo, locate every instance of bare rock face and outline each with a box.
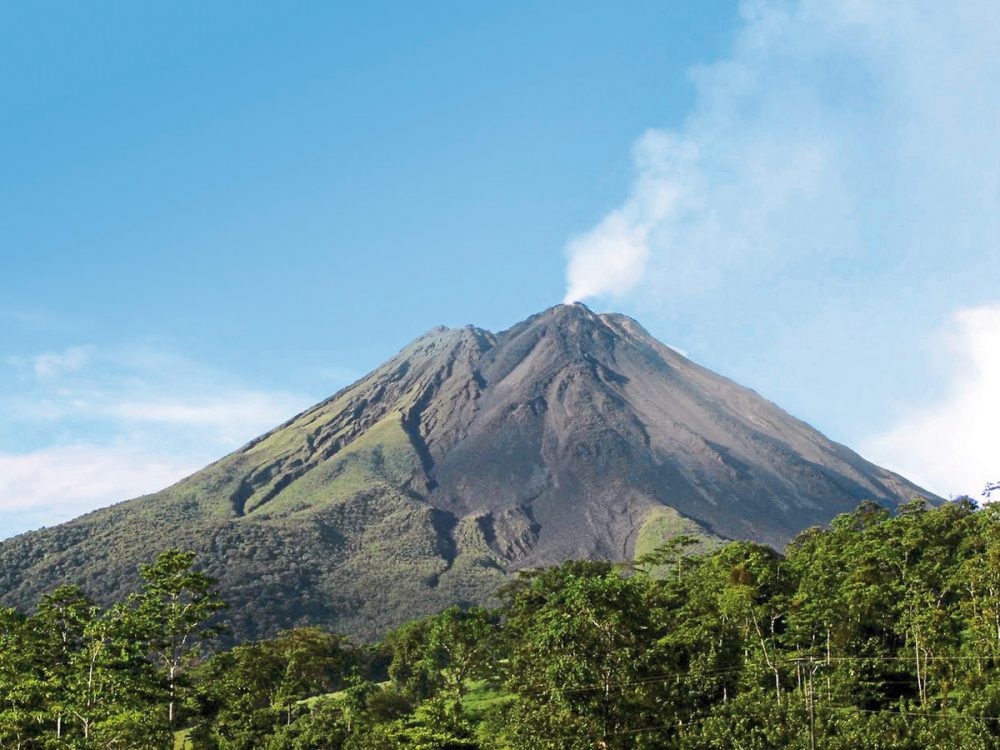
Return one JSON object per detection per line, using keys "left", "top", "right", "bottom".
{"left": 0, "top": 304, "right": 934, "bottom": 641}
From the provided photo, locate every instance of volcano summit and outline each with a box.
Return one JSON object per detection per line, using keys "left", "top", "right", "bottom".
{"left": 0, "top": 304, "right": 933, "bottom": 640}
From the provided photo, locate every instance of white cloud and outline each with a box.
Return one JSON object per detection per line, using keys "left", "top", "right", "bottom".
{"left": 563, "top": 0, "right": 1000, "bottom": 304}
{"left": 0, "top": 344, "right": 315, "bottom": 537}
{"left": 32, "top": 346, "right": 92, "bottom": 378}
{"left": 564, "top": 134, "right": 685, "bottom": 302}
{"left": 4, "top": 344, "right": 307, "bottom": 440}
{"left": 106, "top": 392, "right": 303, "bottom": 442}
{"left": 0, "top": 444, "right": 198, "bottom": 534}
{"left": 862, "top": 304, "right": 1000, "bottom": 500}
{"left": 563, "top": 213, "right": 652, "bottom": 304}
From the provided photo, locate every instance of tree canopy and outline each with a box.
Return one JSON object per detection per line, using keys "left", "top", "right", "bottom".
{"left": 6, "top": 500, "right": 1000, "bottom": 748}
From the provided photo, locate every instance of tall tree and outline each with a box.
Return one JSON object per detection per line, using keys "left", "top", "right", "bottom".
{"left": 131, "top": 549, "right": 225, "bottom": 730}
{"left": 32, "top": 584, "right": 96, "bottom": 743}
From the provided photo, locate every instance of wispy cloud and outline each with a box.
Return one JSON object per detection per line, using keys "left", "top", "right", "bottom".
{"left": 30, "top": 345, "right": 92, "bottom": 378}
{"left": 5, "top": 344, "right": 305, "bottom": 440}
{"left": 105, "top": 394, "right": 302, "bottom": 443}
{"left": 0, "top": 444, "right": 197, "bottom": 526}
{"left": 862, "top": 304, "right": 1000, "bottom": 500}
{"left": 107, "top": 396, "right": 292, "bottom": 427}
{"left": 563, "top": 0, "right": 1000, "bottom": 305}
{"left": 564, "top": 138, "right": 683, "bottom": 302}
{"left": 0, "top": 343, "right": 314, "bottom": 537}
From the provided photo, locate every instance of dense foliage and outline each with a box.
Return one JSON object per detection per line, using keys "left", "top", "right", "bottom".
{"left": 0, "top": 549, "right": 224, "bottom": 748}
{"left": 7, "top": 498, "right": 1000, "bottom": 748}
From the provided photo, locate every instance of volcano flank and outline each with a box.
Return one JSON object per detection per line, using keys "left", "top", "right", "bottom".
{"left": 0, "top": 304, "right": 934, "bottom": 640}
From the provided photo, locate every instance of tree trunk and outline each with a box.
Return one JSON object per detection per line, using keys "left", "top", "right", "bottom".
{"left": 169, "top": 663, "right": 176, "bottom": 728}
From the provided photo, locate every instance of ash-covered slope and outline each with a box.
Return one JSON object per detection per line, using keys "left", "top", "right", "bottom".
{"left": 0, "top": 304, "right": 933, "bottom": 640}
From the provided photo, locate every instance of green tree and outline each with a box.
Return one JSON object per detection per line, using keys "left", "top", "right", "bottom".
{"left": 131, "top": 549, "right": 225, "bottom": 730}
{"left": 496, "top": 562, "right": 670, "bottom": 749}
{"left": 0, "top": 607, "right": 43, "bottom": 748}
{"left": 634, "top": 534, "right": 700, "bottom": 581}
{"left": 33, "top": 584, "right": 96, "bottom": 744}
{"left": 194, "top": 627, "right": 359, "bottom": 748}
{"left": 388, "top": 607, "right": 495, "bottom": 715}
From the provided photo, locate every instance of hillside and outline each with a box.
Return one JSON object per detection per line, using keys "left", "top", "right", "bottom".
{"left": 0, "top": 303, "right": 934, "bottom": 641}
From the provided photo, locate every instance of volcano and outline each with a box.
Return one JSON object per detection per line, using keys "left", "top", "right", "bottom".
{"left": 0, "top": 304, "right": 933, "bottom": 640}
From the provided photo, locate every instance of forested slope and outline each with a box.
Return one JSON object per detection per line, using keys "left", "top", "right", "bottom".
{"left": 4, "top": 498, "right": 1000, "bottom": 748}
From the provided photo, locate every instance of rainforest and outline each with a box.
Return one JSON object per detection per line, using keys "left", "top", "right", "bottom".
{"left": 4, "top": 497, "right": 1000, "bottom": 749}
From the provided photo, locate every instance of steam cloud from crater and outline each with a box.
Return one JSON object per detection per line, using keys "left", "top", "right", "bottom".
{"left": 562, "top": 0, "right": 1000, "bottom": 498}
{"left": 563, "top": 0, "right": 1000, "bottom": 305}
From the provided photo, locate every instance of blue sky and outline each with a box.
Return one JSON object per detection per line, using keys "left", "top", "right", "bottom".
{"left": 2, "top": 1, "right": 998, "bottom": 538}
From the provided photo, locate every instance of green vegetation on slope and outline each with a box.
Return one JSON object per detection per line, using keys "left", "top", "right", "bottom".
{"left": 8, "top": 497, "right": 1000, "bottom": 748}
{"left": 634, "top": 504, "right": 722, "bottom": 558}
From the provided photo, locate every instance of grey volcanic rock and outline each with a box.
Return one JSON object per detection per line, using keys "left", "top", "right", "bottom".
{"left": 0, "top": 304, "right": 934, "bottom": 641}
